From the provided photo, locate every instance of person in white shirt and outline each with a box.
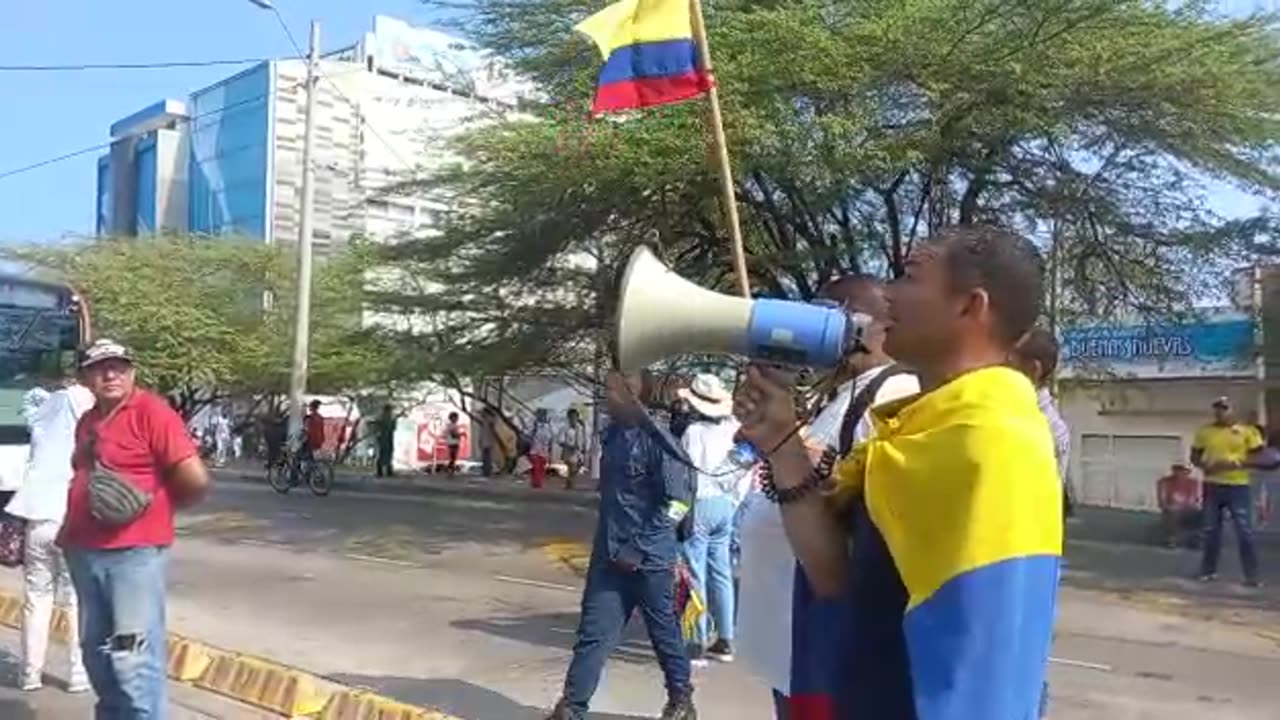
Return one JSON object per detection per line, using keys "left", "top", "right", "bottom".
{"left": 559, "top": 408, "right": 588, "bottom": 487}
{"left": 677, "top": 374, "right": 755, "bottom": 666}
{"left": 529, "top": 409, "right": 555, "bottom": 489}
{"left": 736, "top": 275, "right": 919, "bottom": 717}
{"left": 6, "top": 379, "right": 94, "bottom": 692}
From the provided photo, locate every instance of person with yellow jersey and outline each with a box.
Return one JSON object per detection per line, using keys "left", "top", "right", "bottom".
{"left": 1191, "top": 397, "right": 1264, "bottom": 587}
{"left": 735, "top": 225, "right": 1060, "bottom": 720}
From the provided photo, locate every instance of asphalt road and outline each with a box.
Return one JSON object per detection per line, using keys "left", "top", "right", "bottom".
{"left": 0, "top": 473, "right": 1277, "bottom": 718}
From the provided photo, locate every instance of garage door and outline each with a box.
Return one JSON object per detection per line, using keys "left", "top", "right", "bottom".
{"left": 1078, "top": 434, "right": 1182, "bottom": 511}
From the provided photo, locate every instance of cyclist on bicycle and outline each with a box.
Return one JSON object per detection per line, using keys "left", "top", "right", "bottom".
{"left": 288, "top": 400, "right": 326, "bottom": 484}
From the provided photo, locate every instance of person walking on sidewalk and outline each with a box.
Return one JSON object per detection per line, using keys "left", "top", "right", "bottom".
{"left": 1191, "top": 397, "right": 1265, "bottom": 587}
{"left": 60, "top": 339, "right": 212, "bottom": 719}
{"left": 677, "top": 373, "right": 754, "bottom": 667}
{"left": 560, "top": 408, "right": 588, "bottom": 488}
{"left": 444, "top": 411, "right": 464, "bottom": 474}
{"left": 529, "top": 409, "right": 554, "bottom": 490}
{"left": 547, "top": 370, "right": 697, "bottom": 720}
{"left": 7, "top": 372, "right": 94, "bottom": 693}
{"left": 373, "top": 404, "right": 396, "bottom": 478}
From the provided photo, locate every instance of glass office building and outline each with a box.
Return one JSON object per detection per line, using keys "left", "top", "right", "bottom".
{"left": 187, "top": 64, "right": 272, "bottom": 239}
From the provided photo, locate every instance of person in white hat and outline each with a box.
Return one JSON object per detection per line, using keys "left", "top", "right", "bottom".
{"left": 677, "top": 372, "right": 755, "bottom": 665}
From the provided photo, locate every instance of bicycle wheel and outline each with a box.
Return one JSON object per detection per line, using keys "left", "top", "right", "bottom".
{"left": 308, "top": 462, "right": 334, "bottom": 496}
{"left": 268, "top": 457, "right": 292, "bottom": 494}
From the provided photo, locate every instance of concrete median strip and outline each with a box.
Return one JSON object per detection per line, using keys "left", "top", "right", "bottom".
{"left": 0, "top": 588, "right": 463, "bottom": 719}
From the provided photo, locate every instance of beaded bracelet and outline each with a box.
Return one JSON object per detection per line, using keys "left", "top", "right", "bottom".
{"left": 760, "top": 446, "right": 838, "bottom": 505}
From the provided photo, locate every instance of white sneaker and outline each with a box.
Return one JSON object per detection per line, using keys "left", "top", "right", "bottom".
{"left": 20, "top": 674, "right": 42, "bottom": 692}
{"left": 67, "top": 674, "right": 90, "bottom": 694}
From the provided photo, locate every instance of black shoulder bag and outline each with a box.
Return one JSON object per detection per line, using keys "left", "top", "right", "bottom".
{"left": 837, "top": 365, "right": 911, "bottom": 455}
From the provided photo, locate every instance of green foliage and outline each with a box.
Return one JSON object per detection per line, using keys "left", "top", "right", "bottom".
{"left": 5, "top": 236, "right": 405, "bottom": 416}
{"left": 392, "top": 0, "right": 1280, "bottom": 376}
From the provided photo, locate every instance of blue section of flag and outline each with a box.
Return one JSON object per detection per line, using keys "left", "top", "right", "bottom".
{"left": 904, "top": 554, "right": 1060, "bottom": 720}
{"left": 597, "top": 38, "right": 699, "bottom": 84}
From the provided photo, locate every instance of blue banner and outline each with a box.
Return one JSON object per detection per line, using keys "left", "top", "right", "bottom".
{"left": 1060, "top": 318, "right": 1254, "bottom": 378}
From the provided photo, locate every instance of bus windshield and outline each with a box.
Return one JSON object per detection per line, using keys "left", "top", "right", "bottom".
{"left": 0, "top": 279, "right": 81, "bottom": 435}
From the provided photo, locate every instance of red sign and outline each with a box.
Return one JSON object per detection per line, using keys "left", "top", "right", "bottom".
{"left": 414, "top": 405, "right": 470, "bottom": 465}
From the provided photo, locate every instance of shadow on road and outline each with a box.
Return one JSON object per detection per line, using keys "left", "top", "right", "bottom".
{"left": 179, "top": 476, "right": 598, "bottom": 566}
{"left": 451, "top": 612, "right": 657, "bottom": 666}
{"left": 330, "top": 676, "right": 648, "bottom": 720}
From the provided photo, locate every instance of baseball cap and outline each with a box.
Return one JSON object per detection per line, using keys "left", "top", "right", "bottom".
{"left": 79, "top": 339, "right": 134, "bottom": 369}
{"left": 1212, "top": 396, "right": 1231, "bottom": 409}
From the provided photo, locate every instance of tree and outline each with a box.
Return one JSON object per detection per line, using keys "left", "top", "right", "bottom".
{"left": 5, "top": 235, "right": 406, "bottom": 419}
{"left": 380, "top": 0, "right": 1280, "bottom": 377}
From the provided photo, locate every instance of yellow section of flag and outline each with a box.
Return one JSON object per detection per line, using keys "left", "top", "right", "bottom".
{"left": 574, "top": 0, "right": 696, "bottom": 60}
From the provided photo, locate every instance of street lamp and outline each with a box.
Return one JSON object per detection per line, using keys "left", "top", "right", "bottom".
{"left": 249, "top": 0, "right": 319, "bottom": 437}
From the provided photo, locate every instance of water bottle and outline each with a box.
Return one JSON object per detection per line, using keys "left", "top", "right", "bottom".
{"left": 728, "top": 439, "right": 759, "bottom": 468}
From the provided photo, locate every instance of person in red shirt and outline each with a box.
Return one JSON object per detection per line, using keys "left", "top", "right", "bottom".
{"left": 1157, "top": 463, "right": 1202, "bottom": 549}
{"left": 59, "top": 339, "right": 210, "bottom": 718}
{"left": 305, "top": 399, "right": 326, "bottom": 453}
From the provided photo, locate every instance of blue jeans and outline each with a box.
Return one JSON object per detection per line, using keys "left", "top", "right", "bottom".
{"left": 65, "top": 547, "right": 169, "bottom": 720}
{"left": 561, "top": 561, "right": 691, "bottom": 714}
{"left": 683, "top": 494, "right": 737, "bottom": 647}
{"left": 1199, "top": 483, "right": 1260, "bottom": 582}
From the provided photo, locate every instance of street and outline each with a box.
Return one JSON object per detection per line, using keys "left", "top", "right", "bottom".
{"left": 0, "top": 473, "right": 1277, "bottom": 718}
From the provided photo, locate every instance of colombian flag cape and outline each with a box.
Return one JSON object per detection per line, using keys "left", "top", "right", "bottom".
{"left": 574, "top": 0, "right": 713, "bottom": 113}
{"left": 834, "top": 366, "right": 1062, "bottom": 718}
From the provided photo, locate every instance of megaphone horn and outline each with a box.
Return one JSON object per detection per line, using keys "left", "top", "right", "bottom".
{"left": 615, "top": 246, "right": 863, "bottom": 372}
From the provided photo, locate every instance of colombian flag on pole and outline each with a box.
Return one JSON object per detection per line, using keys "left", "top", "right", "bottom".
{"left": 837, "top": 366, "right": 1062, "bottom": 718}
{"left": 574, "top": 0, "right": 713, "bottom": 113}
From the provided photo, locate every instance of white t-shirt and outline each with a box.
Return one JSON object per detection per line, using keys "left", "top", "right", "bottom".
{"left": 736, "top": 365, "right": 919, "bottom": 694}
{"left": 681, "top": 418, "right": 754, "bottom": 503}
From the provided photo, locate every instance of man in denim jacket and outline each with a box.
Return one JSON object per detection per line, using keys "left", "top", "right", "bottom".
{"left": 548, "top": 370, "right": 697, "bottom": 720}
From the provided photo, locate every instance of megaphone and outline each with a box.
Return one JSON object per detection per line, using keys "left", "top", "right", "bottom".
{"left": 615, "top": 246, "right": 867, "bottom": 372}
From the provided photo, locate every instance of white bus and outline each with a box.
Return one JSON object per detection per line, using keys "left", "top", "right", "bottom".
{"left": 0, "top": 276, "right": 89, "bottom": 496}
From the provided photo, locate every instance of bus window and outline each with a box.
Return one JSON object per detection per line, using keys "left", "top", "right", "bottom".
{"left": 0, "top": 279, "right": 83, "bottom": 440}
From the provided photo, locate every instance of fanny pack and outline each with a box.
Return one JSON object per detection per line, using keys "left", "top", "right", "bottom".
{"left": 86, "top": 430, "right": 152, "bottom": 526}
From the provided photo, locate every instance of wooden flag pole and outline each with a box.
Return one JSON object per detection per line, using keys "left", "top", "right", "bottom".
{"left": 689, "top": 0, "right": 751, "bottom": 299}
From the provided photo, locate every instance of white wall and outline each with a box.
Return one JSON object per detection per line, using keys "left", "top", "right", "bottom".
{"left": 1060, "top": 378, "right": 1262, "bottom": 509}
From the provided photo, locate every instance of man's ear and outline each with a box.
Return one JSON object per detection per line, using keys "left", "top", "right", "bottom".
{"left": 958, "top": 287, "right": 991, "bottom": 325}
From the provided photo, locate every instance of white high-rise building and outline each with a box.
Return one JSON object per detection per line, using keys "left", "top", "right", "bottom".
{"left": 96, "top": 15, "right": 533, "bottom": 258}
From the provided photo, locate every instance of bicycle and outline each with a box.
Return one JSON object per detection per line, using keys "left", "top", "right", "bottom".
{"left": 266, "top": 442, "right": 334, "bottom": 496}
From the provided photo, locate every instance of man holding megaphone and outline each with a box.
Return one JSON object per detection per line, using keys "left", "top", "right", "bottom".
{"left": 733, "top": 225, "right": 1062, "bottom": 720}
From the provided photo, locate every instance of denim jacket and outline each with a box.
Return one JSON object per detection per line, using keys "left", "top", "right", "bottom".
{"left": 595, "top": 416, "right": 696, "bottom": 571}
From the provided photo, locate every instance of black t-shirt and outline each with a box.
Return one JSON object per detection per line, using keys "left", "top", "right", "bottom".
{"left": 839, "top": 498, "right": 917, "bottom": 719}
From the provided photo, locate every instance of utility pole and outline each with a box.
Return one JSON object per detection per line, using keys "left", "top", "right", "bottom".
{"left": 287, "top": 19, "right": 320, "bottom": 435}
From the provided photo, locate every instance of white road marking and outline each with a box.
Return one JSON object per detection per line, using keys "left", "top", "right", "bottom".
{"left": 1050, "top": 656, "right": 1113, "bottom": 672}
{"left": 493, "top": 575, "right": 579, "bottom": 593}
{"left": 343, "top": 553, "right": 417, "bottom": 567}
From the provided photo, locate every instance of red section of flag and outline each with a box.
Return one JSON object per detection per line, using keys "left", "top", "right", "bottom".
{"left": 787, "top": 693, "right": 835, "bottom": 720}
{"left": 591, "top": 71, "right": 713, "bottom": 113}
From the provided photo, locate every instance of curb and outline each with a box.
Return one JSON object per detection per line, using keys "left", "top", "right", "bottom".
{"left": 229, "top": 472, "right": 600, "bottom": 509}
{"left": 0, "top": 589, "right": 462, "bottom": 719}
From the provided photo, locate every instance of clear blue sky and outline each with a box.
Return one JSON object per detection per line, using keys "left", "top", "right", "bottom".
{"left": 0, "top": 0, "right": 1271, "bottom": 244}
{"left": 0, "top": 0, "right": 441, "bottom": 244}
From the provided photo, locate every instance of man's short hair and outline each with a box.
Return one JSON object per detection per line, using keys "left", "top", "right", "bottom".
{"left": 1015, "top": 327, "right": 1059, "bottom": 383}
{"left": 936, "top": 225, "right": 1044, "bottom": 346}
{"left": 818, "top": 273, "right": 889, "bottom": 319}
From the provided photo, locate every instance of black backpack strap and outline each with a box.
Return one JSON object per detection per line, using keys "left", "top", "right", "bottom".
{"left": 837, "top": 364, "right": 910, "bottom": 454}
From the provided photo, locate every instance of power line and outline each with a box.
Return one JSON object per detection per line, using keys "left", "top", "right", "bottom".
{"left": 0, "top": 82, "right": 295, "bottom": 182}
{"left": 0, "top": 58, "right": 269, "bottom": 72}
{"left": 257, "top": 2, "right": 417, "bottom": 174}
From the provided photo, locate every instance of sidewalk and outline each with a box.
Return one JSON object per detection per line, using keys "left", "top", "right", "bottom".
{"left": 225, "top": 463, "right": 600, "bottom": 507}
{"left": 0, "top": 624, "right": 270, "bottom": 719}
